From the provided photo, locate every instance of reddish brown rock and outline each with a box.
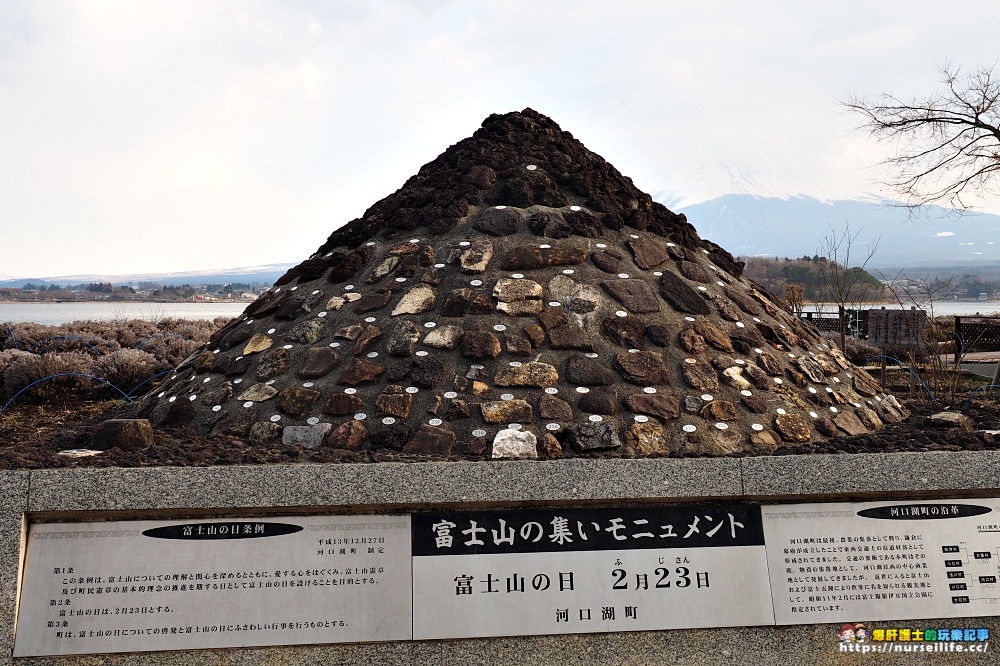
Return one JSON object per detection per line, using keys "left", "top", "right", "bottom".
{"left": 403, "top": 424, "right": 456, "bottom": 455}
{"left": 375, "top": 386, "right": 413, "bottom": 418}
{"left": 774, "top": 413, "right": 812, "bottom": 443}
{"left": 255, "top": 348, "right": 290, "bottom": 381}
{"left": 626, "top": 393, "right": 680, "bottom": 420}
{"left": 503, "top": 245, "right": 588, "bottom": 270}
{"left": 693, "top": 321, "right": 733, "bottom": 352}
{"left": 338, "top": 358, "right": 386, "bottom": 386}
{"left": 659, "top": 271, "right": 711, "bottom": 315}
{"left": 628, "top": 238, "right": 669, "bottom": 270}
{"left": 90, "top": 419, "right": 154, "bottom": 451}
{"left": 278, "top": 388, "right": 320, "bottom": 418}
{"left": 326, "top": 419, "right": 368, "bottom": 450}
{"left": 601, "top": 279, "right": 660, "bottom": 313}
{"left": 539, "top": 394, "right": 574, "bottom": 421}
{"left": 617, "top": 351, "right": 670, "bottom": 385}
{"left": 323, "top": 393, "right": 365, "bottom": 416}
{"left": 461, "top": 330, "right": 502, "bottom": 359}
{"left": 700, "top": 400, "right": 739, "bottom": 422}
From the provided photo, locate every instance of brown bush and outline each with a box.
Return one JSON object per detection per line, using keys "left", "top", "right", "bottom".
{"left": 93, "top": 349, "right": 162, "bottom": 394}
{"left": 3, "top": 351, "right": 96, "bottom": 401}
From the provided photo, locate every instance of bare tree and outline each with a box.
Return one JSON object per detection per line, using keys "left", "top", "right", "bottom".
{"left": 817, "top": 223, "right": 881, "bottom": 352}
{"left": 844, "top": 62, "right": 1000, "bottom": 210}
{"left": 783, "top": 284, "right": 805, "bottom": 316}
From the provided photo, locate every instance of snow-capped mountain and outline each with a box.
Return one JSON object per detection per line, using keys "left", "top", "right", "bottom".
{"left": 650, "top": 164, "right": 867, "bottom": 210}
{"left": 670, "top": 193, "right": 1000, "bottom": 271}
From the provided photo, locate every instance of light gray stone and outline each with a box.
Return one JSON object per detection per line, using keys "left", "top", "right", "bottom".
{"left": 391, "top": 284, "right": 437, "bottom": 316}
{"left": 282, "top": 423, "right": 333, "bottom": 449}
{"left": 491, "top": 428, "right": 538, "bottom": 459}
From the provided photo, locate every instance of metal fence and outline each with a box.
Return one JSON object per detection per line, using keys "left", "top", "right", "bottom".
{"left": 954, "top": 316, "right": 1000, "bottom": 352}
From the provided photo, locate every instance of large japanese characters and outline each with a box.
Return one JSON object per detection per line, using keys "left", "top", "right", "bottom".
{"left": 129, "top": 109, "right": 905, "bottom": 456}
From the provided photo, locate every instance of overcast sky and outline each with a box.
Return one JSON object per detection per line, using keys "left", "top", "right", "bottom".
{"left": 3, "top": 1, "right": 1000, "bottom": 278}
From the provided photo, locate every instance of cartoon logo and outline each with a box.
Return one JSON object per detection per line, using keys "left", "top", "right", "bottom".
{"left": 839, "top": 623, "right": 856, "bottom": 642}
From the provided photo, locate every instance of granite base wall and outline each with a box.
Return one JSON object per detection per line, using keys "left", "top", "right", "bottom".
{"left": 5, "top": 452, "right": 1000, "bottom": 665}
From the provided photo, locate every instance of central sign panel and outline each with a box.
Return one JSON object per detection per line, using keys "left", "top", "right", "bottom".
{"left": 411, "top": 505, "right": 774, "bottom": 639}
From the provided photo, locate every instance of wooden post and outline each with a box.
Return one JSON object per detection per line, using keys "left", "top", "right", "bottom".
{"left": 880, "top": 352, "right": 887, "bottom": 387}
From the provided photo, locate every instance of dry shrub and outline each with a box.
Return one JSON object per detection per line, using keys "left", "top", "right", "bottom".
{"left": 135, "top": 336, "right": 200, "bottom": 367}
{"left": 823, "top": 332, "right": 882, "bottom": 366}
{"left": 3, "top": 351, "right": 96, "bottom": 401}
{"left": 93, "top": 349, "right": 162, "bottom": 394}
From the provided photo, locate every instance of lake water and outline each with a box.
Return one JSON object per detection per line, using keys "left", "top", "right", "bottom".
{"left": 4, "top": 299, "right": 1000, "bottom": 326}
{"left": 0, "top": 302, "right": 249, "bottom": 325}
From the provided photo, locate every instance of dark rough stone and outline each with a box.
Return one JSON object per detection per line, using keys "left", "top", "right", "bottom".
{"left": 548, "top": 323, "right": 595, "bottom": 351}
{"left": 541, "top": 433, "right": 563, "bottom": 458}
{"left": 683, "top": 396, "right": 704, "bottom": 413}
{"left": 323, "top": 393, "right": 365, "bottom": 416}
{"left": 191, "top": 350, "right": 215, "bottom": 372}
{"left": 385, "top": 360, "right": 412, "bottom": 382}
{"left": 797, "top": 357, "right": 828, "bottom": 384}
{"left": 659, "top": 271, "right": 711, "bottom": 315}
{"left": 505, "top": 335, "right": 532, "bottom": 356}
{"left": 626, "top": 393, "right": 680, "bottom": 421}
{"left": 411, "top": 356, "right": 447, "bottom": 388}
{"left": 591, "top": 250, "right": 622, "bottom": 273}
{"left": 287, "top": 320, "right": 325, "bottom": 344}
{"left": 371, "top": 423, "right": 413, "bottom": 451}
{"left": 338, "top": 358, "right": 386, "bottom": 385}
{"left": 200, "top": 383, "right": 233, "bottom": 407}
{"left": 743, "top": 363, "right": 771, "bottom": 390}
{"left": 628, "top": 238, "right": 669, "bottom": 269}
{"left": 716, "top": 299, "right": 742, "bottom": 322}
{"left": 853, "top": 371, "right": 882, "bottom": 397}
{"left": 834, "top": 411, "right": 869, "bottom": 436}
{"left": 539, "top": 394, "right": 574, "bottom": 421}
{"left": 250, "top": 422, "right": 283, "bottom": 446}
{"left": 682, "top": 362, "right": 719, "bottom": 392}
{"left": 741, "top": 394, "right": 769, "bottom": 414}
{"left": 354, "top": 293, "right": 393, "bottom": 314}
{"left": 375, "top": 386, "right": 413, "bottom": 418}
{"left": 503, "top": 246, "right": 588, "bottom": 270}
{"left": 164, "top": 399, "right": 196, "bottom": 427}
{"left": 526, "top": 211, "right": 572, "bottom": 238}
{"left": 299, "top": 347, "right": 341, "bottom": 379}
{"left": 461, "top": 330, "right": 502, "bottom": 359}
{"left": 567, "top": 423, "right": 622, "bottom": 451}
{"left": 523, "top": 324, "right": 546, "bottom": 347}
{"left": 274, "top": 296, "right": 306, "bottom": 320}
{"left": 566, "top": 355, "right": 617, "bottom": 385}
{"left": 774, "top": 413, "right": 812, "bottom": 443}
{"left": 815, "top": 416, "right": 839, "bottom": 437}
{"left": 678, "top": 328, "right": 708, "bottom": 354}
{"left": 464, "top": 164, "right": 496, "bottom": 189}
{"left": 679, "top": 261, "right": 711, "bottom": 282}
{"left": 278, "top": 388, "right": 320, "bottom": 418}
{"left": 601, "top": 279, "right": 660, "bottom": 313}
{"left": 353, "top": 325, "right": 382, "bottom": 355}
{"left": 473, "top": 207, "right": 520, "bottom": 236}
{"left": 386, "top": 321, "right": 421, "bottom": 357}
{"left": 617, "top": 351, "right": 670, "bottom": 385}
{"left": 757, "top": 352, "right": 783, "bottom": 375}
{"left": 538, "top": 306, "right": 568, "bottom": 330}
{"left": 444, "top": 398, "right": 470, "bottom": 421}
{"left": 597, "top": 317, "right": 643, "bottom": 349}
{"left": 403, "top": 424, "right": 457, "bottom": 455}
{"left": 90, "top": 419, "right": 154, "bottom": 451}
{"left": 579, "top": 390, "right": 617, "bottom": 415}
{"left": 335, "top": 323, "right": 364, "bottom": 341}
{"left": 724, "top": 287, "right": 761, "bottom": 315}
{"left": 693, "top": 321, "right": 733, "bottom": 352}
{"left": 255, "top": 348, "right": 290, "bottom": 382}
{"left": 646, "top": 324, "right": 672, "bottom": 347}
{"left": 699, "top": 400, "right": 739, "bottom": 422}
{"left": 324, "top": 419, "right": 368, "bottom": 450}
{"left": 562, "top": 207, "right": 604, "bottom": 237}
{"left": 441, "top": 288, "right": 493, "bottom": 316}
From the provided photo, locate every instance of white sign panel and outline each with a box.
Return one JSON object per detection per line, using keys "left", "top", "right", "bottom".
{"left": 763, "top": 499, "right": 1000, "bottom": 625}
{"left": 14, "top": 515, "right": 412, "bottom": 657}
{"left": 411, "top": 506, "right": 774, "bottom": 639}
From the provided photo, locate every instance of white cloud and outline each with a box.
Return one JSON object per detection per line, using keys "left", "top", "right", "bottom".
{"left": 936, "top": 232, "right": 957, "bottom": 237}
{"left": 5, "top": 1, "right": 1000, "bottom": 276}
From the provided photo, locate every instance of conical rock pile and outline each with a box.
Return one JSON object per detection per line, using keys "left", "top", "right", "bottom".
{"left": 130, "top": 109, "right": 905, "bottom": 458}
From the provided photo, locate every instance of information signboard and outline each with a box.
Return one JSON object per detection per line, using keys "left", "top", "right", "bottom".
{"left": 13, "top": 515, "right": 412, "bottom": 656}
{"left": 763, "top": 499, "right": 1000, "bottom": 625}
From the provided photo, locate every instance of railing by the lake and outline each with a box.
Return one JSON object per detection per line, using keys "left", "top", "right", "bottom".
{"left": 954, "top": 315, "right": 1000, "bottom": 353}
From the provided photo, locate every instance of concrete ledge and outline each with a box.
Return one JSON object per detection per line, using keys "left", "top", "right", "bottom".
{"left": 1, "top": 472, "right": 28, "bottom": 666}
{"left": 26, "top": 458, "right": 744, "bottom": 514}
{"left": 741, "top": 450, "right": 1000, "bottom": 499}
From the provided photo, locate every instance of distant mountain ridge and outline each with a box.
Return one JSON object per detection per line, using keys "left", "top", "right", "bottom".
{"left": 671, "top": 193, "right": 1000, "bottom": 271}
{"left": 0, "top": 264, "right": 295, "bottom": 289}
